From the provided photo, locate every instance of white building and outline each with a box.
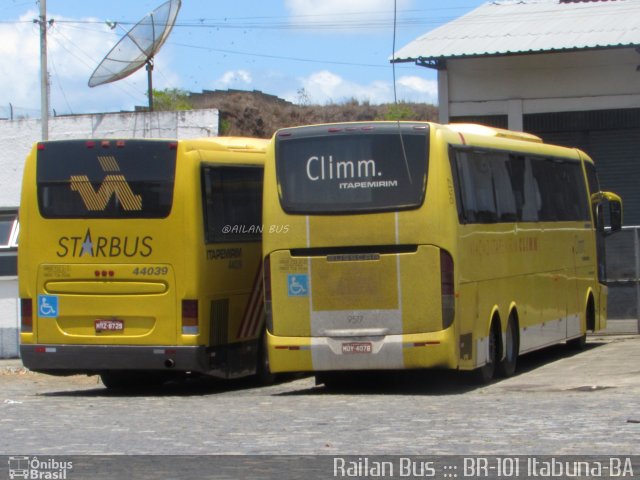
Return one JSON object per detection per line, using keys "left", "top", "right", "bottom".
{"left": 394, "top": 0, "right": 640, "bottom": 221}
{"left": 0, "top": 109, "right": 219, "bottom": 357}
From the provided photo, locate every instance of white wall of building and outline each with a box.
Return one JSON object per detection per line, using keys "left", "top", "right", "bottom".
{"left": 0, "top": 109, "right": 219, "bottom": 208}
{"left": 0, "top": 108, "right": 219, "bottom": 358}
{"left": 439, "top": 48, "right": 640, "bottom": 128}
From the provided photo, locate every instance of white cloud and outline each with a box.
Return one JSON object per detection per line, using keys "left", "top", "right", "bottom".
{"left": 285, "top": 0, "right": 410, "bottom": 18}
{"left": 216, "top": 70, "right": 253, "bottom": 87}
{"left": 283, "top": 70, "right": 437, "bottom": 105}
{"left": 0, "top": 10, "right": 180, "bottom": 118}
{"left": 284, "top": 0, "right": 412, "bottom": 31}
{"left": 396, "top": 75, "right": 438, "bottom": 100}
{"left": 0, "top": 11, "right": 43, "bottom": 117}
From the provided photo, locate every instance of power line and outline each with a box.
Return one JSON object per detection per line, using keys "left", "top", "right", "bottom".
{"left": 168, "top": 41, "right": 413, "bottom": 69}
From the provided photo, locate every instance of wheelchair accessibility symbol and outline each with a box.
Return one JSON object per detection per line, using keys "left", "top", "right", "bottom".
{"left": 38, "top": 295, "right": 59, "bottom": 318}
{"left": 287, "top": 274, "right": 308, "bottom": 297}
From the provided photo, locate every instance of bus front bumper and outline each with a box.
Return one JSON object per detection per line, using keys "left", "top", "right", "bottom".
{"left": 20, "top": 344, "right": 210, "bottom": 375}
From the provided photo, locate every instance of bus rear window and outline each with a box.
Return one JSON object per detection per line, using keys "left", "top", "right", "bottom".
{"left": 275, "top": 123, "right": 429, "bottom": 214}
{"left": 37, "top": 140, "right": 176, "bottom": 219}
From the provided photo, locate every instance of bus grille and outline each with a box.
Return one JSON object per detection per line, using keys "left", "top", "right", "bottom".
{"left": 210, "top": 299, "right": 229, "bottom": 345}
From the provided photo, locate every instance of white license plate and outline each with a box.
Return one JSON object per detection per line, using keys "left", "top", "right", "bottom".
{"left": 341, "top": 342, "right": 372, "bottom": 354}
{"left": 95, "top": 319, "right": 124, "bottom": 332}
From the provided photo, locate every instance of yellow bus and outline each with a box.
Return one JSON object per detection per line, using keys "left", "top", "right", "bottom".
{"left": 19, "top": 136, "right": 271, "bottom": 388}
{"left": 263, "top": 122, "right": 622, "bottom": 384}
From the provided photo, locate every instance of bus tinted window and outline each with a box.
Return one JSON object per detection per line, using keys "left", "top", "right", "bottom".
{"left": 276, "top": 124, "right": 429, "bottom": 214}
{"left": 202, "top": 166, "right": 263, "bottom": 243}
{"left": 455, "top": 150, "right": 517, "bottom": 223}
{"left": 37, "top": 140, "right": 176, "bottom": 219}
{"left": 453, "top": 148, "right": 590, "bottom": 224}
{"left": 531, "top": 158, "right": 590, "bottom": 221}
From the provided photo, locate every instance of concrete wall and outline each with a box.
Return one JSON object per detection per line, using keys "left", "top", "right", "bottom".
{"left": 438, "top": 48, "right": 640, "bottom": 129}
{"left": 0, "top": 109, "right": 219, "bottom": 207}
{"left": 0, "top": 109, "right": 219, "bottom": 358}
{"left": 0, "top": 278, "right": 18, "bottom": 358}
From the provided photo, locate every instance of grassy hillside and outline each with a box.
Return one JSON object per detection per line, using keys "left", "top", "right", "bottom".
{"left": 154, "top": 88, "right": 438, "bottom": 138}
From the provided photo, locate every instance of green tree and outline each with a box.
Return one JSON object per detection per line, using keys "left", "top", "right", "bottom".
{"left": 152, "top": 88, "right": 193, "bottom": 111}
{"left": 382, "top": 103, "right": 414, "bottom": 121}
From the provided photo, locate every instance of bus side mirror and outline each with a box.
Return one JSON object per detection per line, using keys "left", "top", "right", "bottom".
{"left": 593, "top": 192, "right": 622, "bottom": 234}
{"left": 609, "top": 198, "right": 622, "bottom": 232}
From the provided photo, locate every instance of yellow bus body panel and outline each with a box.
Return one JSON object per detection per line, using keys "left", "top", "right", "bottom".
{"left": 19, "top": 137, "right": 269, "bottom": 376}
{"left": 264, "top": 122, "right": 609, "bottom": 375}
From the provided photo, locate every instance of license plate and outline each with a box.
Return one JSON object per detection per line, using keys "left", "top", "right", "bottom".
{"left": 341, "top": 342, "right": 372, "bottom": 354}
{"left": 95, "top": 319, "right": 124, "bottom": 332}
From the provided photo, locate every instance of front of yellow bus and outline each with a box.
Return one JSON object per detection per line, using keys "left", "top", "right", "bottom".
{"left": 263, "top": 122, "right": 459, "bottom": 376}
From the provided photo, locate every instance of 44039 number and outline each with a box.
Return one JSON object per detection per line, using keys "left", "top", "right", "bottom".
{"left": 132, "top": 266, "right": 169, "bottom": 276}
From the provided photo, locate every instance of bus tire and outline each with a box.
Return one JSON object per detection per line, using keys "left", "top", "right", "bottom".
{"left": 498, "top": 315, "right": 518, "bottom": 378}
{"left": 567, "top": 333, "right": 587, "bottom": 350}
{"left": 255, "top": 333, "right": 277, "bottom": 385}
{"left": 474, "top": 320, "right": 500, "bottom": 384}
{"left": 567, "top": 298, "right": 593, "bottom": 350}
{"left": 316, "top": 372, "right": 351, "bottom": 390}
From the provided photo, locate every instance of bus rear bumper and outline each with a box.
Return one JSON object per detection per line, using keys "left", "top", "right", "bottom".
{"left": 267, "top": 329, "right": 457, "bottom": 373}
{"left": 20, "top": 344, "right": 210, "bottom": 375}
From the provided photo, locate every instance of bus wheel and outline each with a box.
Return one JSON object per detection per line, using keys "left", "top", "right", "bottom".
{"left": 255, "top": 333, "right": 276, "bottom": 385}
{"left": 316, "top": 372, "right": 350, "bottom": 390}
{"left": 474, "top": 321, "right": 499, "bottom": 384}
{"left": 567, "top": 299, "right": 593, "bottom": 350}
{"left": 498, "top": 316, "right": 518, "bottom": 378}
{"left": 567, "top": 333, "right": 587, "bottom": 350}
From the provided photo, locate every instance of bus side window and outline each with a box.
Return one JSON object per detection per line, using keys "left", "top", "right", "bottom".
{"left": 454, "top": 150, "right": 517, "bottom": 224}
{"left": 490, "top": 153, "right": 517, "bottom": 222}
{"left": 530, "top": 157, "right": 590, "bottom": 222}
{"left": 584, "top": 162, "right": 601, "bottom": 223}
{"left": 455, "top": 151, "right": 497, "bottom": 223}
{"left": 202, "top": 166, "right": 263, "bottom": 244}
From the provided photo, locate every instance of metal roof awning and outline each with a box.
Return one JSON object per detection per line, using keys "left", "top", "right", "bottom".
{"left": 393, "top": 0, "right": 640, "bottom": 66}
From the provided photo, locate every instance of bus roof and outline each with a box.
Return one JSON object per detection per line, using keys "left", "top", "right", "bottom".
{"left": 446, "top": 123, "right": 543, "bottom": 144}
{"left": 182, "top": 136, "right": 270, "bottom": 153}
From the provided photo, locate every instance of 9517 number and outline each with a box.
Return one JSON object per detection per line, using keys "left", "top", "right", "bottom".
{"left": 132, "top": 266, "right": 168, "bottom": 276}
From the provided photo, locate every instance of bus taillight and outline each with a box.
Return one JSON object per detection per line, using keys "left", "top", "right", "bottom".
{"left": 263, "top": 255, "right": 273, "bottom": 333}
{"left": 181, "top": 300, "right": 199, "bottom": 335}
{"left": 20, "top": 298, "right": 33, "bottom": 333}
{"left": 440, "top": 249, "right": 455, "bottom": 329}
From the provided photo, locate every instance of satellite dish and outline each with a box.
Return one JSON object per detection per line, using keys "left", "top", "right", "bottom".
{"left": 88, "top": 0, "right": 182, "bottom": 111}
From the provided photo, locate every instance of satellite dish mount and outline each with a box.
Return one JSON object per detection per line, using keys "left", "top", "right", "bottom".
{"left": 146, "top": 59, "right": 154, "bottom": 111}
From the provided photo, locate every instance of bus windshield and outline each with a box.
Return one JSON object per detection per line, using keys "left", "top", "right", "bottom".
{"left": 37, "top": 140, "right": 176, "bottom": 219}
{"left": 275, "top": 123, "right": 429, "bottom": 214}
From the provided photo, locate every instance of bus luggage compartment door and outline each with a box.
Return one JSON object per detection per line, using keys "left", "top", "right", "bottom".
{"left": 35, "top": 263, "right": 176, "bottom": 345}
{"left": 269, "top": 245, "right": 444, "bottom": 338}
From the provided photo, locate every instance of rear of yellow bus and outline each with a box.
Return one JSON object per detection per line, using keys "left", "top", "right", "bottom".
{"left": 19, "top": 139, "right": 204, "bottom": 383}
{"left": 263, "top": 122, "right": 459, "bottom": 376}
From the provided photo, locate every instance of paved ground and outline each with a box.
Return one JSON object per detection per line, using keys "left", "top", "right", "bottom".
{"left": 1, "top": 332, "right": 639, "bottom": 458}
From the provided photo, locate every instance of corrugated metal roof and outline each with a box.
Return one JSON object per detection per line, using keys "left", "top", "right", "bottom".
{"left": 393, "top": 0, "right": 640, "bottom": 63}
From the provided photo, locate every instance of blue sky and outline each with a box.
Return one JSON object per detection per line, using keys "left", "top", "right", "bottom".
{"left": 0, "top": 0, "right": 486, "bottom": 118}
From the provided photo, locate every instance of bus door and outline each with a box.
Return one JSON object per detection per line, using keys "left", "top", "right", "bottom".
{"left": 201, "top": 163, "right": 264, "bottom": 376}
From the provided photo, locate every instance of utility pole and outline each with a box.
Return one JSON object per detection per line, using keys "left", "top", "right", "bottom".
{"left": 38, "top": 0, "right": 49, "bottom": 140}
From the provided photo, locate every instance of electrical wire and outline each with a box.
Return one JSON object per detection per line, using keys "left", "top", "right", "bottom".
{"left": 392, "top": 0, "right": 412, "bottom": 185}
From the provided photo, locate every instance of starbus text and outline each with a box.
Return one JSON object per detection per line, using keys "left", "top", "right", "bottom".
{"left": 56, "top": 234, "right": 153, "bottom": 258}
